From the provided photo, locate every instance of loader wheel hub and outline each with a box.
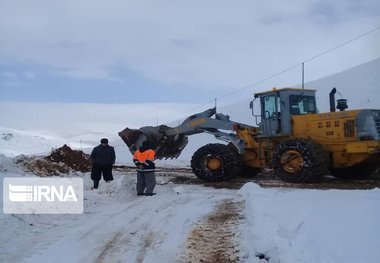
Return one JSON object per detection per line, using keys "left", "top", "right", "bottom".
{"left": 207, "top": 157, "right": 222, "bottom": 170}
{"left": 280, "top": 150, "right": 304, "bottom": 173}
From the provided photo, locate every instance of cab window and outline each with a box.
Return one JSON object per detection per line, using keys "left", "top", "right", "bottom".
{"left": 289, "top": 95, "right": 316, "bottom": 115}
{"left": 262, "top": 95, "right": 277, "bottom": 119}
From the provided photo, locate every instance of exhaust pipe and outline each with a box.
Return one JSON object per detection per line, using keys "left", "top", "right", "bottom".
{"left": 329, "top": 88, "right": 337, "bottom": 112}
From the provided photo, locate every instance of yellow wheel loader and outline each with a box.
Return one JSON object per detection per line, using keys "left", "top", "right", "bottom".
{"left": 119, "top": 88, "right": 380, "bottom": 183}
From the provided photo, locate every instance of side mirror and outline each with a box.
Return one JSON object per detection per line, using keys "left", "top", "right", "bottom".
{"left": 249, "top": 101, "right": 254, "bottom": 109}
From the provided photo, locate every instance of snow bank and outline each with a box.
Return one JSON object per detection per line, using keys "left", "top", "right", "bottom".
{"left": 0, "top": 156, "right": 237, "bottom": 263}
{"left": 238, "top": 183, "right": 380, "bottom": 263}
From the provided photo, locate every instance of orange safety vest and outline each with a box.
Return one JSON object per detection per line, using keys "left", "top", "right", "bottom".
{"left": 133, "top": 149, "right": 155, "bottom": 172}
{"left": 133, "top": 149, "right": 155, "bottom": 163}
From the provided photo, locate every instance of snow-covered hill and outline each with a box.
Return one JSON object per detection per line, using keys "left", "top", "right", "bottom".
{"left": 306, "top": 56, "right": 380, "bottom": 112}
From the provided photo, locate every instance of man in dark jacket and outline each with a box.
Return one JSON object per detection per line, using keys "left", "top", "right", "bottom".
{"left": 133, "top": 141, "right": 156, "bottom": 196}
{"left": 90, "top": 138, "right": 116, "bottom": 190}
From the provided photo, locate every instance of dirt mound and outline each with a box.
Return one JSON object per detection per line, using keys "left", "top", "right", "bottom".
{"left": 45, "top": 144, "right": 91, "bottom": 173}
{"left": 16, "top": 144, "right": 92, "bottom": 176}
{"left": 17, "top": 157, "right": 71, "bottom": 176}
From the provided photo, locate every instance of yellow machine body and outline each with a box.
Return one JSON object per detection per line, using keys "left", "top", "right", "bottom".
{"left": 240, "top": 109, "right": 380, "bottom": 171}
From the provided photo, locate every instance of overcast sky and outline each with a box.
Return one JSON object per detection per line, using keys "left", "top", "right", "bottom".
{"left": 0, "top": 0, "right": 379, "bottom": 105}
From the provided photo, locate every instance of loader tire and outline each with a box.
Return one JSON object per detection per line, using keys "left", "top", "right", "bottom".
{"left": 191, "top": 143, "right": 242, "bottom": 182}
{"left": 273, "top": 139, "right": 330, "bottom": 183}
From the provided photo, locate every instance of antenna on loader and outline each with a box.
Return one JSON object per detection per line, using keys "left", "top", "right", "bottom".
{"left": 302, "top": 62, "right": 305, "bottom": 89}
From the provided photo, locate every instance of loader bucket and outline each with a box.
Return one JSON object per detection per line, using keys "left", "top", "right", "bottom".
{"left": 118, "top": 125, "right": 188, "bottom": 160}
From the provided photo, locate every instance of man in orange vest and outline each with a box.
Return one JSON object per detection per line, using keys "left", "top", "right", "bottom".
{"left": 133, "top": 140, "right": 156, "bottom": 196}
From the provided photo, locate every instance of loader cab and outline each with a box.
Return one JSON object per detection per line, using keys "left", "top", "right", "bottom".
{"left": 254, "top": 88, "right": 317, "bottom": 137}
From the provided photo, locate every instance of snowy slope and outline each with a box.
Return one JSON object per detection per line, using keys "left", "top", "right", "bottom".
{"left": 305, "top": 56, "right": 380, "bottom": 112}
{"left": 0, "top": 126, "right": 87, "bottom": 157}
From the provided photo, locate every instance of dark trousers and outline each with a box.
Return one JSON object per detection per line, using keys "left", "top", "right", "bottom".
{"left": 136, "top": 171, "right": 156, "bottom": 195}
{"left": 91, "top": 164, "right": 114, "bottom": 188}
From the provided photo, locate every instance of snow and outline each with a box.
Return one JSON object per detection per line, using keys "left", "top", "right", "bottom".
{"left": 0, "top": 161, "right": 236, "bottom": 263}
{"left": 1, "top": 59, "right": 380, "bottom": 262}
{"left": 1, "top": 160, "right": 380, "bottom": 262}
{"left": 239, "top": 183, "right": 380, "bottom": 263}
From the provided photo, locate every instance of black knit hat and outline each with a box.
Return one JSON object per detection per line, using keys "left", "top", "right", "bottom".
{"left": 100, "top": 138, "right": 108, "bottom": 144}
{"left": 142, "top": 140, "right": 150, "bottom": 147}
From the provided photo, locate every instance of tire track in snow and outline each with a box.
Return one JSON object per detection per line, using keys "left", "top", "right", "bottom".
{"left": 96, "top": 232, "right": 124, "bottom": 263}
{"left": 19, "top": 179, "right": 238, "bottom": 263}
{"left": 90, "top": 194, "right": 213, "bottom": 262}
{"left": 135, "top": 231, "right": 154, "bottom": 263}
{"left": 181, "top": 199, "right": 244, "bottom": 263}
{"left": 91, "top": 192, "right": 238, "bottom": 262}
{"left": 80, "top": 198, "right": 146, "bottom": 241}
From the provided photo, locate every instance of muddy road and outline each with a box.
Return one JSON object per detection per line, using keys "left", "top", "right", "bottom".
{"left": 115, "top": 165, "right": 380, "bottom": 190}
{"left": 181, "top": 200, "right": 244, "bottom": 263}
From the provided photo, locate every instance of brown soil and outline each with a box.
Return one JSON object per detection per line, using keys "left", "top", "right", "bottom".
{"left": 182, "top": 200, "right": 244, "bottom": 263}
{"left": 20, "top": 158, "right": 70, "bottom": 176}
{"left": 45, "top": 144, "right": 91, "bottom": 172}
{"left": 16, "top": 144, "right": 91, "bottom": 176}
